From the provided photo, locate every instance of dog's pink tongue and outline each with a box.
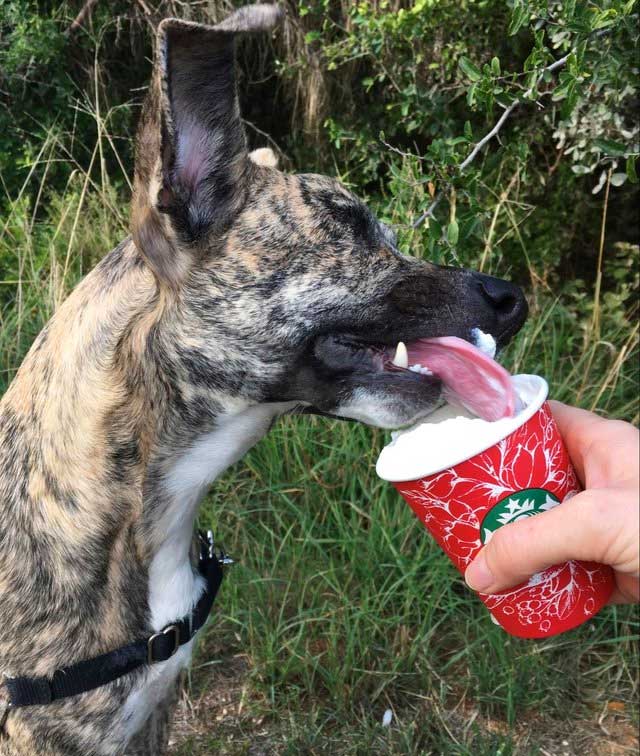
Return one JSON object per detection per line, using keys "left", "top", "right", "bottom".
{"left": 408, "top": 336, "right": 515, "bottom": 421}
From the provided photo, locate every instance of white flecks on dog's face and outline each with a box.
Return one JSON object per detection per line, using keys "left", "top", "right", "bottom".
{"left": 131, "top": 0, "right": 527, "bottom": 434}
{"left": 333, "top": 387, "right": 439, "bottom": 429}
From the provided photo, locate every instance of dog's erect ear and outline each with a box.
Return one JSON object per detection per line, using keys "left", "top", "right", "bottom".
{"left": 131, "top": 4, "right": 283, "bottom": 286}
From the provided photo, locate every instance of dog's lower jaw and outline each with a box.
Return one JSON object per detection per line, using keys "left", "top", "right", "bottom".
{"left": 329, "top": 386, "right": 443, "bottom": 429}
{"left": 120, "top": 401, "right": 298, "bottom": 742}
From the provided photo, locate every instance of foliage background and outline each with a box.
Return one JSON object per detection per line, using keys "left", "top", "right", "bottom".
{"left": 0, "top": 1, "right": 638, "bottom": 753}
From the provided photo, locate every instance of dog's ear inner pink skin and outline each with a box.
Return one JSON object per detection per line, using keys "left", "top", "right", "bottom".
{"left": 131, "top": 8, "right": 283, "bottom": 288}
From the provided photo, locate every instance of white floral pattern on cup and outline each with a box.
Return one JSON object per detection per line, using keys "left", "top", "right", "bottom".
{"left": 399, "top": 403, "right": 612, "bottom": 635}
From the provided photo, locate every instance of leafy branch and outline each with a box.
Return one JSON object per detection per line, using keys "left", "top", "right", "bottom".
{"left": 412, "top": 50, "right": 572, "bottom": 229}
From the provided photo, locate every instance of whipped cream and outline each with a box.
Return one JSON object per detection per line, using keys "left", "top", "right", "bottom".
{"left": 376, "top": 374, "right": 548, "bottom": 482}
{"left": 471, "top": 327, "right": 497, "bottom": 359}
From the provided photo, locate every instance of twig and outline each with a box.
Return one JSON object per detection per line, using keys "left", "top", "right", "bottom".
{"left": 67, "top": 0, "right": 100, "bottom": 35}
{"left": 591, "top": 167, "right": 612, "bottom": 339}
{"left": 547, "top": 146, "right": 565, "bottom": 176}
{"left": 576, "top": 167, "right": 612, "bottom": 403}
{"left": 242, "top": 118, "right": 289, "bottom": 163}
{"left": 379, "top": 136, "right": 426, "bottom": 162}
{"left": 412, "top": 193, "right": 443, "bottom": 226}
{"left": 479, "top": 169, "right": 519, "bottom": 271}
{"left": 412, "top": 51, "right": 570, "bottom": 228}
{"left": 137, "top": 0, "right": 153, "bottom": 15}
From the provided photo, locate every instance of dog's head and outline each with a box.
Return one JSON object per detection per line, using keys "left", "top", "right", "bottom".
{"left": 131, "top": 4, "right": 527, "bottom": 429}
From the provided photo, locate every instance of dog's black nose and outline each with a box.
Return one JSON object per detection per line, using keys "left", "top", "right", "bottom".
{"left": 474, "top": 272, "right": 528, "bottom": 334}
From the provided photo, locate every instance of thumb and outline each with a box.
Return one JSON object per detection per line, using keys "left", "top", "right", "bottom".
{"left": 465, "top": 491, "right": 606, "bottom": 593}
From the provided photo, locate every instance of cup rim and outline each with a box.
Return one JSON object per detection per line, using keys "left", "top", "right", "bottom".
{"left": 377, "top": 374, "right": 549, "bottom": 482}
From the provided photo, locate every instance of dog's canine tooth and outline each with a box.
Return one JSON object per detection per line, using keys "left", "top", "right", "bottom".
{"left": 392, "top": 342, "right": 408, "bottom": 368}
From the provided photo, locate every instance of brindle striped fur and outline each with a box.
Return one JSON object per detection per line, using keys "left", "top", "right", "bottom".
{"left": 0, "top": 4, "right": 526, "bottom": 754}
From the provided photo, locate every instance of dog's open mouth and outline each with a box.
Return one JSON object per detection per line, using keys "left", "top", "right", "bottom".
{"left": 382, "top": 332, "right": 515, "bottom": 421}
{"left": 313, "top": 328, "right": 515, "bottom": 422}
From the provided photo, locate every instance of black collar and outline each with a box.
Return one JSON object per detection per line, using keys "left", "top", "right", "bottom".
{"left": 4, "top": 531, "right": 231, "bottom": 708}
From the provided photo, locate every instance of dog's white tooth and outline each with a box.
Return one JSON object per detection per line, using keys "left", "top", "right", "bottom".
{"left": 419, "top": 367, "right": 433, "bottom": 376}
{"left": 392, "top": 342, "right": 409, "bottom": 369}
{"left": 409, "top": 364, "right": 421, "bottom": 373}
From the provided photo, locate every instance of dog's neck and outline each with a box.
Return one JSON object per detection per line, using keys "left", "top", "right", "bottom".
{"left": 0, "top": 239, "right": 290, "bottom": 639}
{"left": 145, "top": 402, "right": 292, "bottom": 630}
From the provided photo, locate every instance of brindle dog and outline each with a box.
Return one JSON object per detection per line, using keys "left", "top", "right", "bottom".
{"left": 0, "top": 4, "right": 527, "bottom": 754}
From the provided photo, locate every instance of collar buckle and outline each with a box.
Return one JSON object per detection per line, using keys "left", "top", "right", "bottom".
{"left": 147, "top": 624, "right": 180, "bottom": 665}
{"left": 199, "top": 529, "right": 234, "bottom": 566}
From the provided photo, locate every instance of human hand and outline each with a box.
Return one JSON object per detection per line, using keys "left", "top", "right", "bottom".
{"left": 465, "top": 400, "right": 640, "bottom": 604}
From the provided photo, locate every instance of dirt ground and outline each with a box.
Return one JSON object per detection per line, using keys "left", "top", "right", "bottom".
{"left": 168, "top": 656, "right": 639, "bottom": 756}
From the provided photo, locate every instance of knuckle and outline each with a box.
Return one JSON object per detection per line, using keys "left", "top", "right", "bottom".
{"left": 573, "top": 490, "right": 607, "bottom": 522}
{"left": 485, "top": 516, "right": 542, "bottom": 578}
{"left": 487, "top": 524, "right": 520, "bottom": 564}
{"left": 604, "top": 418, "right": 638, "bottom": 439}
{"left": 567, "top": 492, "right": 611, "bottom": 559}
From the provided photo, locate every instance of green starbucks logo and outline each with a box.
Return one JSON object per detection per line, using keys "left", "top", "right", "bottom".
{"left": 480, "top": 488, "right": 560, "bottom": 544}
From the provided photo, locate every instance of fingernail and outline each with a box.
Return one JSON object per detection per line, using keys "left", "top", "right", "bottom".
{"left": 465, "top": 552, "right": 494, "bottom": 592}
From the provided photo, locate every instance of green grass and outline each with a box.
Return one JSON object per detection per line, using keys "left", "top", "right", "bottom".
{"left": 178, "top": 281, "right": 638, "bottom": 752}
{"left": 183, "top": 377, "right": 638, "bottom": 754}
{"left": 1, "top": 123, "right": 638, "bottom": 755}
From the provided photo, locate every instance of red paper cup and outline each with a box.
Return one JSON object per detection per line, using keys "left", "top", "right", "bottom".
{"left": 377, "top": 375, "right": 614, "bottom": 638}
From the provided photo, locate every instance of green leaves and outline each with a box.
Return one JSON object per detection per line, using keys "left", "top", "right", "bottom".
{"left": 551, "top": 71, "right": 581, "bottom": 119}
{"left": 447, "top": 219, "right": 459, "bottom": 246}
{"left": 509, "top": 1, "right": 530, "bottom": 36}
{"left": 593, "top": 139, "right": 629, "bottom": 157}
{"left": 463, "top": 121, "right": 473, "bottom": 141}
{"left": 459, "top": 53, "right": 508, "bottom": 112}
{"left": 591, "top": 8, "right": 620, "bottom": 31}
{"left": 466, "top": 84, "right": 478, "bottom": 108}
{"left": 458, "top": 56, "right": 481, "bottom": 82}
{"left": 564, "top": 0, "right": 576, "bottom": 21}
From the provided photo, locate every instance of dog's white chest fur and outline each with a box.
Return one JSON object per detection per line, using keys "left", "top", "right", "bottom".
{"left": 120, "top": 403, "right": 296, "bottom": 741}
